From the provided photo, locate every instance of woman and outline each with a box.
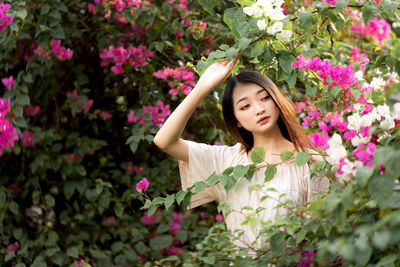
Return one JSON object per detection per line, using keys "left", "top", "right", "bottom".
{"left": 153, "top": 56, "right": 329, "bottom": 252}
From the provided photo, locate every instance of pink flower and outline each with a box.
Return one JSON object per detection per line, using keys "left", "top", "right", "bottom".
{"left": 215, "top": 214, "right": 223, "bottom": 221}
{"left": 24, "top": 105, "right": 40, "bottom": 116}
{"left": 294, "top": 102, "right": 306, "bottom": 114}
{"left": 5, "top": 241, "right": 19, "bottom": 254}
{"left": 175, "top": 30, "right": 184, "bottom": 38}
{"left": 169, "top": 221, "right": 181, "bottom": 233}
{"left": 20, "top": 130, "right": 34, "bottom": 147}
{"left": 172, "top": 213, "right": 183, "bottom": 222}
{"left": 140, "top": 212, "right": 157, "bottom": 225}
{"left": 106, "top": 217, "right": 116, "bottom": 226}
{"left": 310, "top": 132, "right": 329, "bottom": 151}
{"left": 88, "top": 3, "right": 96, "bottom": 14}
{"left": 77, "top": 99, "right": 93, "bottom": 114}
{"left": 100, "top": 111, "right": 112, "bottom": 120}
{"left": 165, "top": 246, "right": 182, "bottom": 256}
{"left": 111, "top": 65, "right": 124, "bottom": 75}
{"left": 2, "top": 76, "right": 15, "bottom": 91}
{"left": 136, "top": 177, "right": 149, "bottom": 192}
{"left": 74, "top": 258, "right": 85, "bottom": 267}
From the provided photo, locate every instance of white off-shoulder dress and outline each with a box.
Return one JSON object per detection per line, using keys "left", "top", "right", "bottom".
{"left": 178, "top": 141, "right": 330, "bottom": 251}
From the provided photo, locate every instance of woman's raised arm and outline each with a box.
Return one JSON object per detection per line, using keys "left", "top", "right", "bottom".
{"left": 153, "top": 55, "right": 240, "bottom": 162}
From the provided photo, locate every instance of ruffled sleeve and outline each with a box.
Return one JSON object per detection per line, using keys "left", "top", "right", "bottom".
{"left": 178, "top": 141, "right": 241, "bottom": 209}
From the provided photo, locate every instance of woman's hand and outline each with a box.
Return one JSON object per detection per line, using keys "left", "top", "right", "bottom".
{"left": 196, "top": 53, "right": 241, "bottom": 92}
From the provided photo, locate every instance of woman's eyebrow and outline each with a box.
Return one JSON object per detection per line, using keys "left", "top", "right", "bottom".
{"left": 235, "top": 89, "right": 267, "bottom": 105}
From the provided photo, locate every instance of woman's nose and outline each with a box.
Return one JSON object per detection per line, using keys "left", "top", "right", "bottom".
{"left": 255, "top": 102, "right": 265, "bottom": 115}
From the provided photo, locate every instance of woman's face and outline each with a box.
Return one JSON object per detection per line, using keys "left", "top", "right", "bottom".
{"left": 232, "top": 83, "right": 280, "bottom": 135}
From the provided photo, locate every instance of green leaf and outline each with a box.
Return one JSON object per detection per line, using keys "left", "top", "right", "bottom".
{"left": 377, "top": 254, "right": 398, "bottom": 267}
{"left": 64, "top": 181, "right": 75, "bottom": 200}
{"left": 362, "top": 4, "right": 381, "bottom": 24}
{"left": 295, "top": 152, "right": 310, "bottom": 166}
{"left": 250, "top": 146, "right": 265, "bottom": 164}
{"left": 386, "top": 151, "right": 400, "bottom": 177}
{"left": 264, "top": 165, "right": 277, "bottom": 182}
{"left": 182, "top": 192, "right": 192, "bottom": 210}
{"left": 40, "top": 4, "right": 51, "bottom": 15}
{"left": 15, "top": 8, "right": 28, "bottom": 20}
{"left": 147, "top": 205, "right": 157, "bottom": 216}
{"left": 226, "top": 47, "right": 240, "bottom": 61}
{"left": 248, "top": 40, "right": 267, "bottom": 58}
{"left": 49, "top": 10, "right": 62, "bottom": 19}
{"left": 223, "top": 8, "right": 248, "bottom": 39}
{"left": 175, "top": 191, "right": 186, "bottom": 205}
{"left": 372, "top": 231, "right": 391, "bottom": 250}
{"left": 206, "top": 172, "right": 220, "bottom": 187}
{"left": 279, "top": 53, "right": 295, "bottom": 74}
{"left": 335, "top": 0, "right": 349, "bottom": 12}
{"left": 233, "top": 165, "right": 250, "bottom": 179}
{"left": 194, "top": 181, "right": 207, "bottom": 194}
{"left": 114, "top": 203, "right": 124, "bottom": 217}
{"left": 356, "top": 166, "right": 373, "bottom": 188}
{"left": 149, "top": 235, "right": 173, "bottom": 251}
{"left": 198, "top": 0, "right": 214, "bottom": 15}
{"left": 111, "top": 241, "right": 124, "bottom": 253}
{"left": 9, "top": 201, "right": 19, "bottom": 215}
{"left": 367, "top": 173, "right": 394, "bottom": 207}
{"left": 67, "top": 247, "right": 79, "bottom": 258}
{"left": 45, "top": 194, "right": 55, "bottom": 207}
{"left": 280, "top": 150, "right": 295, "bottom": 161}
{"left": 381, "top": 0, "right": 398, "bottom": 16}
{"left": 220, "top": 174, "right": 237, "bottom": 192}
{"left": 165, "top": 194, "right": 175, "bottom": 210}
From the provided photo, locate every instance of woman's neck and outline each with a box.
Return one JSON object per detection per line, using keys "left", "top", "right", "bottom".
{"left": 251, "top": 125, "right": 293, "bottom": 155}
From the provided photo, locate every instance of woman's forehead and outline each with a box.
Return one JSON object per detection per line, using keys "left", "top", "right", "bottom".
{"left": 232, "top": 83, "right": 267, "bottom": 100}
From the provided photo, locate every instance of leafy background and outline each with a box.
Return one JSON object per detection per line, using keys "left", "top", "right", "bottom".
{"left": 1, "top": 0, "right": 400, "bottom": 266}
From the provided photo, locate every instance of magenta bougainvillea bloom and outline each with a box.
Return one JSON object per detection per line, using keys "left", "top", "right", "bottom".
{"left": 1, "top": 76, "right": 15, "bottom": 91}
{"left": 136, "top": 177, "right": 149, "bottom": 192}
{"left": 0, "top": 2, "right": 13, "bottom": 32}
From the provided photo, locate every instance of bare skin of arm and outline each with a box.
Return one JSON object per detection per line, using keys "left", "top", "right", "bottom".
{"left": 153, "top": 55, "right": 240, "bottom": 163}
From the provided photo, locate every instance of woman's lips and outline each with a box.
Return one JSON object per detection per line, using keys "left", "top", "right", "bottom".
{"left": 257, "top": 116, "right": 270, "bottom": 124}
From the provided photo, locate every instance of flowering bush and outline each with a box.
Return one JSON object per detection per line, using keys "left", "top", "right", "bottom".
{"left": 0, "top": 0, "right": 400, "bottom": 266}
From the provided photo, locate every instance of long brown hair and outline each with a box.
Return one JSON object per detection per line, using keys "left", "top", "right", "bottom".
{"left": 222, "top": 70, "right": 315, "bottom": 152}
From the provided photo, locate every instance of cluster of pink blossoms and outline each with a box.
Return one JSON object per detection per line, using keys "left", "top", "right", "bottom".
{"left": 350, "top": 16, "right": 391, "bottom": 46}
{"left": 154, "top": 67, "right": 196, "bottom": 96}
{"left": 50, "top": 40, "right": 74, "bottom": 61}
{"left": 1, "top": 75, "right": 15, "bottom": 91}
{"left": 128, "top": 100, "right": 171, "bottom": 128}
{"left": 0, "top": 98, "right": 18, "bottom": 155}
{"left": 100, "top": 44, "right": 154, "bottom": 75}
{"left": 122, "top": 161, "right": 143, "bottom": 174}
{"left": 292, "top": 54, "right": 357, "bottom": 90}
{"left": 0, "top": 2, "right": 12, "bottom": 32}
{"left": 89, "top": 0, "right": 149, "bottom": 23}
{"left": 66, "top": 90, "right": 93, "bottom": 114}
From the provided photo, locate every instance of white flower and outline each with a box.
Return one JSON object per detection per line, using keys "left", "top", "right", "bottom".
{"left": 370, "top": 77, "right": 385, "bottom": 91}
{"left": 355, "top": 70, "right": 364, "bottom": 81}
{"left": 392, "top": 103, "right": 400, "bottom": 120}
{"left": 340, "top": 158, "right": 356, "bottom": 181}
{"left": 326, "top": 134, "right": 347, "bottom": 166}
{"left": 257, "top": 19, "right": 267, "bottom": 30}
{"left": 243, "top": 5, "right": 263, "bottom": 18}
{"left": 276, "top": 30, "right": 292, "bottom": 42}
{"left": 351, "top": 135, "right": 370, "bottom": 147}
{"left": 380, "top": 117, "right": 395, "bottom": 129}
{"left": 393, "top": 22, "right": 400, "bottom": 28}
{"left": 267, "top": 21, "right": 283, "bottom": 34}
{"left": 347, "top": 113, "right": 362, "bottom": 131}
{"left": 269, "top": 8, "right": 286, "bottom": 21}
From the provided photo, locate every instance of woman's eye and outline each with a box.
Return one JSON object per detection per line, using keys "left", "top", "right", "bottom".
{"left": 240, "top": 104, "right": 250, "bottom": 110}
{"left": 261, "top": 95, "right": 270, "bottom": 101}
